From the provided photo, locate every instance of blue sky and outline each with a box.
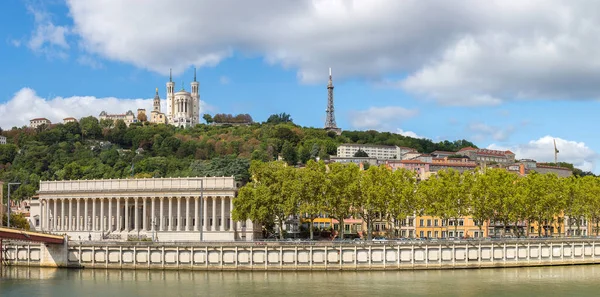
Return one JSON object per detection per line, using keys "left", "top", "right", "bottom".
{"left": 1, "top": 0, "right": 599, "bottom": 172}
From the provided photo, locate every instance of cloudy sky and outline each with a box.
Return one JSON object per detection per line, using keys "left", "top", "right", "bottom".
{"left": 1, "top": 0, "right": 599, "bottom": 172}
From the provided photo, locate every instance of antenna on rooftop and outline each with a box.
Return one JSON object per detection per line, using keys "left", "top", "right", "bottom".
{"left": 554, "top": 139, "right": 559, "bottom": 165}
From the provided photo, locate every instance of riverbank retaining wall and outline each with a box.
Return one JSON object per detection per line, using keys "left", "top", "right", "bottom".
{"left": 3, "top": 239, "right": 600, "bottom": 270}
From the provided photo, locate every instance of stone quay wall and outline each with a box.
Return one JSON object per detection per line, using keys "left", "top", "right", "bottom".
{"left": 3, "top": 239, "right": 600, "bottom": 270}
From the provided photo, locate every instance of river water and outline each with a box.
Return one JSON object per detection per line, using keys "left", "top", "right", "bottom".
{"left": 1, "top": 265, "right": 599, "bottom": 296}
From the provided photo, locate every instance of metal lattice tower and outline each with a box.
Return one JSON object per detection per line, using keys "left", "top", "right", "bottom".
{"left": 325, "top": 68, "right": 338, "bottom": 129}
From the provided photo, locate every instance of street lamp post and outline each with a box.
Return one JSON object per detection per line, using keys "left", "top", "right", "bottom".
{"left": 7, "top": 183, "right": 21, "bottom": 228}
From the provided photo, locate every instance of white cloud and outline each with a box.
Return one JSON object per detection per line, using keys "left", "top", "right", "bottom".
{"left": 468, "top": 122, "right": 515, "bottom": 142}
{"left": 0, "top": 88, "right": 208, "bottom": 129}
{"left": 219, "top": 76, "right": 231, "bottom": 85}
{"left": 10, "top": 39, "right": 22, "bottom": 47}
{"left": 26, "top": 5, "right": 70, "bottom": 58}
{"left": 64, "top": 1, "right": 600, "bottom": 105}
{"left": 77, "top": 55, "right": 103, "bottom": 69}
{"left": 488, "top": 136, "right": 598, "bottom": 172}
{"left": 349, "top": 106, "right": 418, "bottom": 131}
{"left": 396, "top": 128, "right": 425, "bottom": 139}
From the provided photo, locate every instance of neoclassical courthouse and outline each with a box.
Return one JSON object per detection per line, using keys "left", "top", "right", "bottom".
{"left": 29, "top": 177, "right": 260, "bottom": 242}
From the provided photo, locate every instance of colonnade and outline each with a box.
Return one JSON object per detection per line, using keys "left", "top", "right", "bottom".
{"left": 175, "top": 97, "right": 190, "bottom": 115}
{"left": 39, "top": 196, "right": 235, "bottom": 234}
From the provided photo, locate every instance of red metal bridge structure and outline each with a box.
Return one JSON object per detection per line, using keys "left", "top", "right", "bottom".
{"left": 0, "top": 227, "right": 64, "bottom": 266}
{"left": 0, "top": 227, "right": 64, "bottom": 244}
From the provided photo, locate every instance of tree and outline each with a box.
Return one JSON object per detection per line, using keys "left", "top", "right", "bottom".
{"left": 298, "top": 145, "right": 311, "bottom": 164}
{"left": 79, "top": 116, "right": 102, "bottom": 139}
{"left": 325, "top": 162, "right": 360, "bottom": 239}
{"left": 522, "top": 172, "right": 564, "bottom": 237}
{"left": 418, "top": 169, "right": 464, "bottom": 238}
{"left": 281, "top": 141, "right": 298, "bottom": 165}
{"left": 137, "top": 112, "right": 147, "bottom": 122}
{"left": 353, "top": 149, "right": 369, "bottom": 157}
{"left": 0, "top": 144, "right": 18, "bottom": 164}
{"left": 578, "top": 176, "right": 600, "bottom": 235}
{"left": 485, "top": 169, "right": 524, "bottom": 237}
{"left": 2, "top": 213, "right": 30, "bottom": 230}
{"left": 202, "top": 114, "right": 213, "bottom": 124}
{"left": 470, "top": 168, "right": 510, "bottom": 236}
{"left": 233, "top": 161, "right": 298, "bottom": 239}
{"left": 310, "top": 143, "right": 320, "bottom": 159}
{"left": 388, "top": 168, "right": 417, "bottom": 237}
{"left": 99, "top": 118, "right": 114, "bottom": 129}
{"left": 266, "top": 113, "right": 293, "bottom": 124}
{"left": 297, "top": 160, "right": 327, "bottom": 239}
{"left": 356, "top": 165, "right": 391, "bottom": 240}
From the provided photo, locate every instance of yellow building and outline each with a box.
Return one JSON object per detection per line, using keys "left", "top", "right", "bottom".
{"left": 415, "top": 215, "right": 488, "bottom": 239}
{"left": 150, "top": 88, "right": 168, "bottom": 124}
{"left": 528, "top": 216, "right": 565, "bottom": 237}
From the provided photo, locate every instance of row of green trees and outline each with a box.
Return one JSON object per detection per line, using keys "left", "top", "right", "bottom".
{"left": 233, "top": 161, "right": 598, "bottom": 240}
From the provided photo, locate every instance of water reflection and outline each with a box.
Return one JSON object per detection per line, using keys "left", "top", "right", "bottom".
{"left": 1, "top": 265, "right": 599, "bottom": 296}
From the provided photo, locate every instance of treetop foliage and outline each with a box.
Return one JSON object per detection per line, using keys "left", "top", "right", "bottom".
{"left": 265, "top": 113, "right": 293, "bottom": 124}
{"left": 212, "top": 113, "right": 253, "bottom": 124}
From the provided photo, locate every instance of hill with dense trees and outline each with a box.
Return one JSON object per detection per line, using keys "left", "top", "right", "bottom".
{"left": 0, "top": 114, "right": 477, "bottom": 201}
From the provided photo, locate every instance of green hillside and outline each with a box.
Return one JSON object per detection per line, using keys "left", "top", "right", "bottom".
{"left": 0, "top": 114, "right": 476, "bottom": 200}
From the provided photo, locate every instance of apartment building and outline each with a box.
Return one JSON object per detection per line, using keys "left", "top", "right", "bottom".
{"left": 336, "top": 144, "right": 416, "bottom": 160}
{"left": 63, "top": 117, "right": 77, "bottom": 124}
{"left": 415, "top": 216, "right": 488, "bottom": 239}
{"left": 457, "top": 147, "right": 515, "bottom": 164}
{"left": 29, "top": 118, "right": 51, "bottom": 128}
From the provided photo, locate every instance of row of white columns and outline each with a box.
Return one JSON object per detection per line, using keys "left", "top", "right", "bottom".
{"left": 175, "top": 98, "right": 189, "bottom": 114}
{"left": 39, "top": 196, "right": 235, "bottom": 233}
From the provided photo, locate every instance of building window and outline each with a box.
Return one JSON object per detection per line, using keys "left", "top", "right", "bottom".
{"left": 434, "top": 231, "right": 439, "bottom": 238}
{"left": 434, "top": 219, "right": 438, "bottom": 227}
{"left": 419, "top": 219, "right": 424, "bottom": 227}
{"left": 427, "top": 231, "right": 432, "bottom": 238}
{"left": 419, "top": 231, "right": 424, "bottom": 238}
{"left": 427, "top": 219, "right": 431, "bottom": 227}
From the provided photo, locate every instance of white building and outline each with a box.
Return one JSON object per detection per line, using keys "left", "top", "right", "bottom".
{"left": 166, "top": 69, "right": 200, "bottom": 128}
{"left": 99, "top": 110, "right": 137, "bottom": 127}
{"left": 336, "top": 144, "right": 417, "bottom": 160}
{"left": 30, "top": 118, "right": 51, "bottom": 128}
{"left": 0, "top": 135, "right": 6, "bottom": 145}
{"left": 28, "top": 177, "right": 260, "bottom": 242}
{"left": 63, "top": 117, "right": 77, "bottom": 124}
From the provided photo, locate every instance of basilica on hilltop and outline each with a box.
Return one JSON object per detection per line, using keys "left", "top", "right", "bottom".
{"left": 99, "top": 69, "right": 200, "bottom": 128}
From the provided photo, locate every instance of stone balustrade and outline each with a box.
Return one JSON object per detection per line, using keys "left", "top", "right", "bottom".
{"left": 3, "top": 239, "right": 600, "bottom": 270}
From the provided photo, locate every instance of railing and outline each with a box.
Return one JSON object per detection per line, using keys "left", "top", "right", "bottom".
{"left": 39, "top": 177, "right": 235, "bottom": 192}
{"left": 58, "top": 236, "right": 600, "bottom": 248}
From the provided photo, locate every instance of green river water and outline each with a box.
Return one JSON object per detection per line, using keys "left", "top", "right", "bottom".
{"left": 1, "top": 265, "right": 599, "bottom": 296}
